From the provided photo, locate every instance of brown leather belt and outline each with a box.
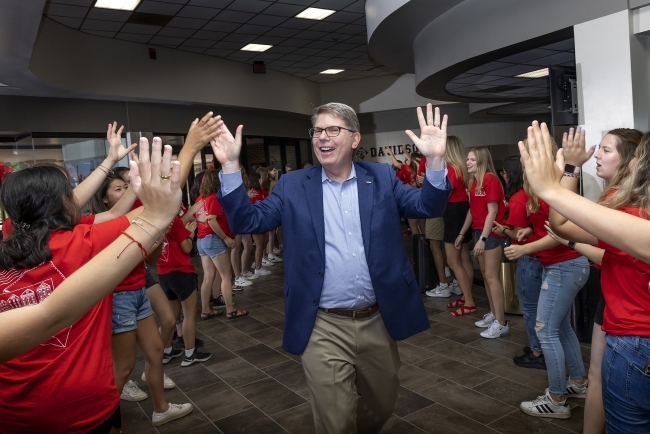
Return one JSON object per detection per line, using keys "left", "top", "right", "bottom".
{"left": 319, "top": 303, "right": 379, "bottom": 319}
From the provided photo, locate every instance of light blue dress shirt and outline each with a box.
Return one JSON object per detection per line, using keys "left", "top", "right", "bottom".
{"left": 220, "top": 162, "right": 447, "bottom": 309}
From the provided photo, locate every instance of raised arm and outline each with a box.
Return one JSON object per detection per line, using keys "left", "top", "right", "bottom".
{"left": 405, "top": 104, "right": 447, "bottom": 171}
{"left": 178, "top": 112, "right": 224, "bottom": 185}
{"left": 384, "top": 146, "right": 402, "bottom": 169}
{"left": 73, "top": 122, "right": 136, "bottom": 207}
{"left": 0, "top": 136, "right": 181, "bottom": 364}
{"left": 520, "top": 121, "right": 650, "bottom": 263}
{"left": 545, "top": 222, "right": 604, "bottom": 265}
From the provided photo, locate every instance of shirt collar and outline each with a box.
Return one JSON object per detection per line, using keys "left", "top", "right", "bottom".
{"left": 321, "top": 162, "right": 357, "bottom": 184}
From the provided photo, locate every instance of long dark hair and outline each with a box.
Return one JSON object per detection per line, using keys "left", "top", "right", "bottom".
{"left": 190, "top": 171, "right": 205, "bottom": 204}
{"left": 199, "top": 170, "right": 220, "bottom": 197}
{"left": 249, "top": 171, "right": 262, "bottom": 190}
{"left": 503, "top": 155, "right": 524, "bottom": 201}
{"left": 89, "top": 173, "right": 124, "bottom": 214}
{"left": 0, "top": 166, "right": 80, "bottom": 270}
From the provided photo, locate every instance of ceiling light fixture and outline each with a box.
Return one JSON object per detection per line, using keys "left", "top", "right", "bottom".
{"left": 94, "top": 0, "right": 141, "bottom": 11}
{"left": 0, "top": 83, "right": 7, "bottom": 87}
{"left": 515, "top": 68, "right": 549, "bottom": 79}
{"left": 296, "top": 7, "right": 336, "bottom": 20}
{"left": 320, "top": 69, "right": 344, "bottom": 74}
{"left": 241, "top": 44, "right": 273, "bottom": 52}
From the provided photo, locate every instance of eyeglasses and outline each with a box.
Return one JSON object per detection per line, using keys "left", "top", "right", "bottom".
{"left": 308, "top": 126, "right": 356, "bottom": 138}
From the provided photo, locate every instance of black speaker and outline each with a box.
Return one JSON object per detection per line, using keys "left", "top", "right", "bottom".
{"left": 412, "top": 234, "right": 440, "bottom": 293}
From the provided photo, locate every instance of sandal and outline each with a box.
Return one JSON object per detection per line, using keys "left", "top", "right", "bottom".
{"left": 447, "top": 298, "right": 465, "bottom": 308}
{"left": 200, "top": 310, "right": 223, "bottom": 320}
{"left": 226, "top": 309, "right": 249, "bottom": 320}
{"left": 450, "top": 305, "right": 476, "bottom": 317}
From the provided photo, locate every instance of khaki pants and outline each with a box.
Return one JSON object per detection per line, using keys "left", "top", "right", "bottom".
{"left": 301, "top": 310, "right": 401, "bottom": 434}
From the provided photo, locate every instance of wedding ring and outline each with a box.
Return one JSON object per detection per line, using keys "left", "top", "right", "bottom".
{"left": 160, "top": 172, "right": 172, "bottom": 180}
{"left": 434, "top": 124, "right": 440, "bottom": 128}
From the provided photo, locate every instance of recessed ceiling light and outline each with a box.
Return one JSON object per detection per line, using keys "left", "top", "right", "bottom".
{"left": 296, "top": 7, "right": 336, "bottom": 20}
{"left": 515, "top": 68, "right": 549, "bottom": 79}
{"left": 94, "top": 0, "right": 141, "bottom": 11}
{"left": 241, "top": 44, "right": 272, "bottom": 52}
{"left": 320, "top": 69, "right": 344, "bottom": 74}
{"left": 0, "top": 83, "right": 7, "bottom": 87}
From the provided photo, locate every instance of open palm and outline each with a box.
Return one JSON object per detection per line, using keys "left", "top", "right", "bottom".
{"left": 405, "top": 104, "right": 447, "bottom": 159}
{"left": 210, "top": 121, "right": 244, "bottom": 171}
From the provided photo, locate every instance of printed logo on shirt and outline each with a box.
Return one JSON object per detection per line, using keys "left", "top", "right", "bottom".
{"left": 160, "top": 239, "right": 170, "bottom": 263}
{"left": 474, "top": 188, "right": 486, "bottom": 197}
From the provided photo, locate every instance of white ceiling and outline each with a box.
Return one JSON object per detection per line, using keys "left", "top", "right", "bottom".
{"left": 43, "top": 0, "right": 401, "bottom": 83}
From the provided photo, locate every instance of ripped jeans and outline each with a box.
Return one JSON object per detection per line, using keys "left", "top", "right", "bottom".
{"left": 536, "top": 256, "right": 589, "bottom": 395}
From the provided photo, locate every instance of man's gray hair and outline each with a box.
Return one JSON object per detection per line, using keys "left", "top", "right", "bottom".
{"left": 311, "top": 102, "right": 360, "bottom": 133}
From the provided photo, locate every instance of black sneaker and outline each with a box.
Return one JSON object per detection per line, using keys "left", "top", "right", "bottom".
{"left": 212, "top": 295, "right": 226, "bottom": 308}
{"left": 513, "top": 352, "right": 547, "bottom": 370}
{"left": 162, "top": 348, "right": 183, "bottom": 364}
{"left": 173, "top": 336, "right": 204, "bottom": 350}
{"left": 180, "top": 349, "right": 212, "bottom": 367}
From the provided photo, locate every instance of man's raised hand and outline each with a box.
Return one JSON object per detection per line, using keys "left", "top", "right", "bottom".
{"left": 405, "top": 104, "right": 447, "bottom": 170}
{"left": 210, "top": 120, "right": 244, "bottom": 173}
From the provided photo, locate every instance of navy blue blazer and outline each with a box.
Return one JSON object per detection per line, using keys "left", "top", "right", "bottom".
{"left": 218, "top": 162, "right": 451, "bottom": 354}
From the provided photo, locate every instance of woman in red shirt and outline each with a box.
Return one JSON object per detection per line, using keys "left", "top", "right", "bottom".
{"left": 520, "top": 122, "right": 650, "bottom": 432}
{"left": 195, "top": 170, "right": 248, "bottom": 319}
{"left": 248, "top": 171, "right": 272, "bottom": 275}
{"left": 456, "top": 147, "right": 508, "bottom": 338}
{"left": 385, "top": 146, "right": 422, "bottom": 235}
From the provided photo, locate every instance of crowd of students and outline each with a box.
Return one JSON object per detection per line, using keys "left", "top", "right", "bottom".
{"left": 0, "top": 109, "right": 649, "bottom": 433}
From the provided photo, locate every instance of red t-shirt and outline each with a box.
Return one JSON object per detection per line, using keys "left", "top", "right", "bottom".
{"left": 157, "top": 217, "right": 194, "bottom": 275}
{"left": 528, "top": 200, "right": 581, "bottom": 266}
{"left": 418, "top": 157, "right": 426, "bottom": 177}
{"left": 396, "top": 165, "right": 414, "bottom": 186}
{"left": 505, "top": 189, "right": 539, "bottom": 248}
{"left": 2, "top": 215, "right": 95, "bottom": 240}
{"left": 447, "top": 165, "right": 468, "bottom": 203}
{"left": 194, "top": 195, "right": 235, "bottom": 239}
{"left": 0, "top": 217, "right": 129, "bottom": 433}
{"left": 250, "top": 188, "right": 264, "bottom": 204}
{"left": 469, "top": 173, "right": 507, "bottom": 234}
{"left": 598, "top": 206, "right": 650, "bottom": 338}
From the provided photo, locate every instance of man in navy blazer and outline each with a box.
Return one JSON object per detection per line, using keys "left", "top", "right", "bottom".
{"left": 214, "top": 103, "right": 451, "bottom": 434}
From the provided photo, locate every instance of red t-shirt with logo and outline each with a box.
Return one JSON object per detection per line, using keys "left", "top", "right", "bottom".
{"left": 469, "top": 173, "right": 507, "bottom": 233}
{"left": 598, "top": 206, "right": 650, "bottom": 338}
{"left": 157, "top": 217, "right": 194, "bottom": 275}
{"left": 447, "top": 165, "right": 468, "bottom": 203}
{"left": 194, "top": 195, "right": 235, "bottom": 239}
{"left": 0, "top": 216, "right": 129, "bottom": 433}
{"left": 528, "top": 200, "right": 581, "bottom": 266}
{"left": 3, "top": 215, "right": 96, "bottom": 240}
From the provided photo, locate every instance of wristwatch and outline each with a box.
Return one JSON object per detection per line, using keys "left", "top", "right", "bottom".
{"left": 567, "top": 241, "right": 576, "bottom": 250}
{"left": 564, "top": 163, "right": 581, "bottom": 178}
{"left": 480, "top": 236, "right": 488, "bottom": 242}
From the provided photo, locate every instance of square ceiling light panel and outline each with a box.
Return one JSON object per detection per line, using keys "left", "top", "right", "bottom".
{"left": 241, "top": 43, "right": 273, "bottom": 52}
{"left": 95, "top": 0, "right": 141, "bottom": 11}
{"left": 296, "top": 8, "right": 336, "bottom": 20}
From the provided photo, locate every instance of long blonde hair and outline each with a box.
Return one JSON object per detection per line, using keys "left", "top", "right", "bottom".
{"left": 521, "top": 137, "right": 559, "bottom": 213}
{"left": 468, "top": 147, "right": 497, "bottom": 191}
{"left": 598, "top": 128, "right": 643, "bottom": 202}
{"left": 601, "top": 132, "right": 650, "bottom": 217}
{"left": 446, "top": 135, "right": 469, "bottom": 185}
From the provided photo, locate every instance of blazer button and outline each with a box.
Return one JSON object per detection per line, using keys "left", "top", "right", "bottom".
{"left": 313, "top": 300, "right": 318, "bottom": 306}
{"left": 318, "top": 272, "right": 323, "bottom": 277}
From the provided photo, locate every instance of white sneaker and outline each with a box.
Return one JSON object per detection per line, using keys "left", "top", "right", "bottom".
{"left": 151, "top": 403, "right": 193, "bottom": 426}
{"left": 449, "top": 280, "right": 462, "bottom": 296}
{"left": 425, "top": 285, "right": 451, "bottom": 298}
{"left": 243, "top": 271, "right": 258, "bottom": 280}
{"left": 267, "top": 254, "right": 283, "bottom": 263}
{"left": 141, "top": 372, "right": 175, "bottom": 390}
{"left": 480, "top": 320, "right": 511, "bottom": 339}
{"left": 120, "top": 380, "right": 148, "bottom": 402}
{"left": 234, "top": 277, "right": 253, "bottom": 287}
{"left": 445, "top": 266, "right": 452, "bottom": 278}
{"left": 520, "top": 390, "right": 571, "bottom": 419}
{"left": 261, "top": 258, "right": 275, "bottom": 266}
{"left": 544, "top": 378, "right": 589, "bottom": 399}
{"left": 273, "top": 247, "right": 281, "bottom": 254}
{"left": 475, "top": 312, "right": 496, "bottom": 328}
{"left": 255, "top": 267, "right": 271, "bottom": 276}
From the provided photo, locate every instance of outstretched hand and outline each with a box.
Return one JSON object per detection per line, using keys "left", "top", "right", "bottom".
{"left": 562, "top": 126, "right": 594, "bottom": 166}
{"left": 405, "top": 104, "right": 447, "bottom": 170}
{"left": 129, "top": 137, "right": 182, "bottom": 228}
{"left": 518, "top": 121, "right": 564, "bottom": 202}
{"left": 185, "top": 112, "right": 223, "bottom": 152}
{"left": 106, "top": 122, "right": 137, "bottom": 164}
{"left": 210, "top": 120, "right": 244, "bottom": 173}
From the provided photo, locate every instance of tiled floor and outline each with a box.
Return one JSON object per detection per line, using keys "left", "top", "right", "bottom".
{"left": 123, "top": 241, "right": 591, "bottom": 434}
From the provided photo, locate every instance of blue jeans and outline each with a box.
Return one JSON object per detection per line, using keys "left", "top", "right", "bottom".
{"left": 602, "top": 334, "right": 650, "bottom": 433}
{"left": 536, "top": 256, "right": 589, "bottom": 395}
{"left": 516, "top": 255, "right": 543, "bottom": 352}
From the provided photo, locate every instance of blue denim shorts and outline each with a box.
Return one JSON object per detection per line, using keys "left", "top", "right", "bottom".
{"left": 111, "top": 287, "right": 154, "bottom": 334}
{"left": 196, "top": 234, "right": 228, "bottom": 258}
{"left": 473, "top": 230, "right": 507, "bottom": 251}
